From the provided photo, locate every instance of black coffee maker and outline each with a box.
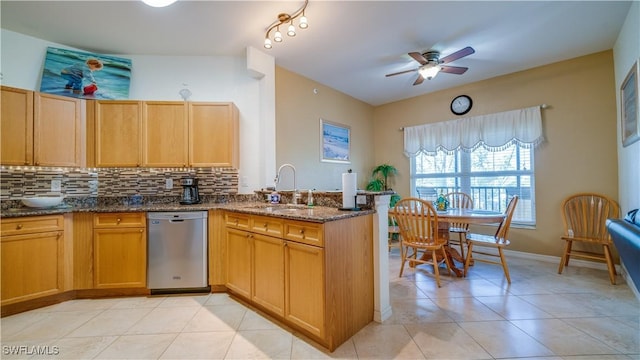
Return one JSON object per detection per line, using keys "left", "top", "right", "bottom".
{"left": 180, "top": 177, "right": 201, "bottom": 205}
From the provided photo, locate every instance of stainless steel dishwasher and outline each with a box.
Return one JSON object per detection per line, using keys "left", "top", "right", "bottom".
{"left": 147, "top": 211, "right": 209, "bottom": 293}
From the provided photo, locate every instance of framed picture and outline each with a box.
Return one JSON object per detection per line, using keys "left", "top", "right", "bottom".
{"left": 39, "top": 46, "right": 132, "bottom": 100}
{"left": 621, "top": 60, "right": 639, "bottom": 147}
{"left": 320, "top": 118, "right": 350, "bottom": 163}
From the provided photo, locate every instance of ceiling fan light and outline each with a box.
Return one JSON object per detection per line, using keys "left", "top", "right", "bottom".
{"left": 274, "top": 29, "right": 283, "bottom": 42}
{"left": 264, "top": 38, "right": 272, "bottom": 49}
{"left": 419, "top": 65, "right": 441, "bottom": 80}
{"left": 287, "top": 23, "right": 296, "bottom": 37}
{"left": 141, "top": 0, "right": 177, "bottom": 7}
{"left": 299, "top": 15, "right": 308, "bottom": 29}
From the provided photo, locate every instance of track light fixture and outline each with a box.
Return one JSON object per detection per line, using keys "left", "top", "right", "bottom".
{"left": 264, "top": 0, "right": 309, "bottom": 49}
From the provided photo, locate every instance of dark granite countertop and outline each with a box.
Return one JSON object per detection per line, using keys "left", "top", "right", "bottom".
{"left": 1, "top": 201, "right": 375, "bottom": 223}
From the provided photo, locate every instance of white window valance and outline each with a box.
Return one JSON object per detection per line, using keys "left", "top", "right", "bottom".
{"left": 404, "top": 106, "right": 544, "bottom": 156}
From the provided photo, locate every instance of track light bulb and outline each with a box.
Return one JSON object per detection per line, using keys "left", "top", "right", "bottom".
{"left": 287, "top": 23, "right": 296, "bottom": 37}
{"left": 274, "top": 28, "right": 283, "bottom": 42}
{"left": 264, "top": 38, "right": 272, "bottom": 49}
{"left": 299, "top": 15, "right": 308, "bottom": 29}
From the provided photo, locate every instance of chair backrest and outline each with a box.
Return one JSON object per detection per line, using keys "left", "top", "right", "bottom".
{"left": 444, "top": 192, "right": 473, "bottom": 229}
{"left": 561, "top": 193, "right": 620, "bottom": 240}
{"left": 393, "top": 197, "right": 440, "bottom": 246}
{"left": 494, "top": 195, "right": 519, "bottom": 242}
{"left": 444, "top": 192, "right": 473, "bottom": 209}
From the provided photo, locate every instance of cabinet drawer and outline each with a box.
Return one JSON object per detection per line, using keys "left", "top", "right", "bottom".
{"left": 226, "top": 212, "right": 250, "bottom": 230}
{"left": 250, "top": 215, "right": 283, "bottom": 237}
{"left": 284, "top": 220, "right": 323, "bottom": 247}
{"left": 1, "top": 215, "right": 63, "bottom": 237}
{"left": 94, "top": 212, "right": 146, "bottom": 228}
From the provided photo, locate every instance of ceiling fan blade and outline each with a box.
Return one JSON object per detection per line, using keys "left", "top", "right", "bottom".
{"left": 413, "top": 75, "right": 425, "bottom": 86}
{"left": 385, "top": 68, "right": 418, "bottom": 77}
{"left": 439, "top": 46, "right": 475, "bottom": 64}
{"left": 440, "top": 65, "right": 468, "bottom": 75}
{"left": 409, "top": 52, "right": 428, "bottom": 65}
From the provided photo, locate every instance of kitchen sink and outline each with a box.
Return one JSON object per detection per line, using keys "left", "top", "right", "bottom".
{"left": 241, "top": 203, "right": 309, "bottom": 213}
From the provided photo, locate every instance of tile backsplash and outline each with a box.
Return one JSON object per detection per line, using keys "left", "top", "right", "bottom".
{"left": 0, "top": 166, "right": 238, "bottom": 201}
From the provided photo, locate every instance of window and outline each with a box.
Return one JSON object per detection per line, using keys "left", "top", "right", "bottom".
{"left": 410, "top": 142, "right": 535, "bottom": 225}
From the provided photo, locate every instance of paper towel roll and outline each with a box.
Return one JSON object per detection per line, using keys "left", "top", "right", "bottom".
{"left": 342, "top": 172, "right": 357, "bottom": 209}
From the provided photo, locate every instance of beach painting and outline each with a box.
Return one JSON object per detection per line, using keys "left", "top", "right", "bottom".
{"left": 39, "top": 46, "right": 132, "bottom": 100}
{"left": 320, "top": 118, "right": 350, "bottom": 163}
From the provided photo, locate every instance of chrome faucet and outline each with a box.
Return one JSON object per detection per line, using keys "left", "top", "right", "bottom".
{"left": 275, "top": 163, "right": 299, "bottom": 204}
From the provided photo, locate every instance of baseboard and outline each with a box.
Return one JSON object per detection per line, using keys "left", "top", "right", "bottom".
{"left": 503, "top": 249, "right": 640, "bottom": 299}
{"left": 619, "top": 261, "right": 640, "bottom": 300}
{"left": 502, "top": 248, "right": 622, "bottom": 272}
{"left": 1, "top": 291, "right": 76, "bottom": 317}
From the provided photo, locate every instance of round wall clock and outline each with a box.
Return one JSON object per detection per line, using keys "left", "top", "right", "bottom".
{"left": 451, "top": 95, "right": 472, "bottom": 115}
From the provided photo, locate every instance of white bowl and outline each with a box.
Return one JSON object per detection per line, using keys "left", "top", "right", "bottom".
{"left": 21, "top": 195, "right": 64, "bottom": 208}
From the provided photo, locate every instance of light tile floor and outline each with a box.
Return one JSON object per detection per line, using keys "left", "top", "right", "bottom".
{"left": 1, "top": 249, "right": 639, "bottom": 359}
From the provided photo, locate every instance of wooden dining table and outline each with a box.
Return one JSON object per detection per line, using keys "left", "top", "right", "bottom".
{"left": 390, "top": 207, "right": 505, "bottom": 277}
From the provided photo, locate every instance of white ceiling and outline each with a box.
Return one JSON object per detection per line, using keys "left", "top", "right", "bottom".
{"left": 0, "top": 1, "right": 633, "bottom": 106}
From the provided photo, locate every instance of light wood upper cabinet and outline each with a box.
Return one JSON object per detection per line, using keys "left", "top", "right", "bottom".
{"left": 1, "top": 86, "right": 34, "bottom": 165}
{"left": 189, "top": 102, "right": 239, "bottom": 168}
{"left": 1, "top": 87, "right": 84, "bottom": 167}
{"left": 142, "top": 101, "right": 189, "bottom": 167}
{"left": 140, "top": 101, "right": 239, "bottom": 168}
{"left": 34, "top": 92, "right": 84, "bottom": 167}
{"left": 94, "top": 100, "right": 142, "bottom": 167}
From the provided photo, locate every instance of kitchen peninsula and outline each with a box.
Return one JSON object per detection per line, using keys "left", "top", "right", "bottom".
{"left": 0, "top": 192, "right": 389, "bottom": 351}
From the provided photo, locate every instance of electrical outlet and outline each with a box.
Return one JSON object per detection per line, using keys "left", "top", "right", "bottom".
{"left": 51, "top": 179, "right": 62, "bottom": 192}
{"left": 165, "top": 178, "right": 173, "bottom": 190}
{"left": 356, "top": 195, "right": 367, "bottom": 204}
{"left": 241, "top": 176, "right": 249, "bottom": 188}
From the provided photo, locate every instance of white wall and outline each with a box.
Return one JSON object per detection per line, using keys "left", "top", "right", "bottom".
{"left": 0, "top": 29, "right": 272, "bottom": 194}
{"left": 613, "top": 2, "right": 640, "bottom": 214}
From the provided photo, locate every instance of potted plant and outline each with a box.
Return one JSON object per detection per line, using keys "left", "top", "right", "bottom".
{"left": 366, "top": 164, "right": 397, "bottom": 191}
{"left": 366, "top": 163, "right": 400, "bottom": 207}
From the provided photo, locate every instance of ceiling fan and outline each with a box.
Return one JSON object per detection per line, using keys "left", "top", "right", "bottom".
{"left": 386, "top": 46, "right": 475, "bottom": 86}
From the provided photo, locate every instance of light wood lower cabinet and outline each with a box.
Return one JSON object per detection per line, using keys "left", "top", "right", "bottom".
{"left": 225, "top": 212, "right": 373, "bottom": 351}
{"left": 225, "top": 227, "right": 252, "bottom": 299}
{"left": 93, "top": 213, "right": 147, "bottom": 289}
{"left": 284, "top": 240, "right": 325, "bottom": 338}
{"left": 253, "top": 233, "right": 285, "bottom": 316}
{"left": 0, "top": 215, "right": 64, "bottom": 306}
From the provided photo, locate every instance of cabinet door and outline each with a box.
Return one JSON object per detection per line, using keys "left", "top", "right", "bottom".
{"left": 1, "top": 86, "right": 34, "bottom": 165}
{"left": 1, "top": 230, "right": 64, "bottom": 305}
{"left": 226, "top": 228, "right": 252, "bottom": 299}
{"left": 189, "top": 102, "right": 239, "bottom": 168}
{"left": 93, "top": 227, "right": 146, "bottom": 288}
{"left": 34, "top": 92, "right": 83, "bottom": 167}
{"left": 95, "top": 100, "right": 142, "bottom": 167}
{"left": 285, "top": 241, "right": 325, "bottom": 339}
{"left": 252, "top": 234, "right": 284, "bottom": 316}
{"left": 142, "top": 101, "right": 188, "bottom": 167}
